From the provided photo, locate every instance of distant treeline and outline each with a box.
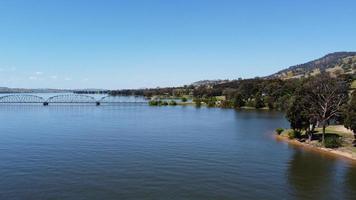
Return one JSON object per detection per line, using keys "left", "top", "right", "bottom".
{"left": 109, "top": 86, "right": 194, "bottom": 97}
{"left": 109, "top": 74, "right": 355, "bottom": 111}
{"left": 74, "top": 90, "right": 110, "bottom": 94}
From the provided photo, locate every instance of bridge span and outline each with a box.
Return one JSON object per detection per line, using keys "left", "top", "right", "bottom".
{"left": 0, "top": 94, "right": 147, "bottom": 106}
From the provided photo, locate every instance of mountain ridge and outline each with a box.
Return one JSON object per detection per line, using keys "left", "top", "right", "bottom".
{"left": 269, "top": 52, "right": 356, "bottom": 79}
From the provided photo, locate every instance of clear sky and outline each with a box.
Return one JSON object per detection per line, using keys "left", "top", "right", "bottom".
{"left": 0, "top": 0, "right": 355, "bottom": 89}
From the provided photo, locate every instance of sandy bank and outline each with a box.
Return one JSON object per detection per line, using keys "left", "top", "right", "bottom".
{"left": 275, "top": 134, "right": 356, "bottom": 164}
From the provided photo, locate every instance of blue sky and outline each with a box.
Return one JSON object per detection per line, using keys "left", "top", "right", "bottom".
{"left": 0, "top": 0, "right": 355, "bottom": 89}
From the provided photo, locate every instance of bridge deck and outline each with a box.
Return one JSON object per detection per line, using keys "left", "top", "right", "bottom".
{"left": 0, "top": 94, "right": 148, "bottom": 105}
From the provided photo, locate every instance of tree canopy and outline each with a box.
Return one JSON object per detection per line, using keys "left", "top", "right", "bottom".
{"left": 344, "top": 91, "right": 356, "bottom": 145}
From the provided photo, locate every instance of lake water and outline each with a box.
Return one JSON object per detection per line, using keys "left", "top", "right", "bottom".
{"left": 0, "top": 101, "right": 355, "bottom": 199}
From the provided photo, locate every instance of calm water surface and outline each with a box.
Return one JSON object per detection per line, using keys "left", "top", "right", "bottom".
{"left": 0, "top": 103, "right": 355, "bottom": 199}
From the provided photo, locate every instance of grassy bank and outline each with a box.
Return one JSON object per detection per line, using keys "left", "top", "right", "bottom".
{"left": 275, "top": 125, "right": 356, "bottom": 161}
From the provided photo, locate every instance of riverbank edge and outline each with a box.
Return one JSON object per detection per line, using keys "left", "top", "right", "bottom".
{"left": 155, "top": 101, "right": 271, "bottom": 110}
{"left": 274, "top": 134, "right": 356, "bottom": 163}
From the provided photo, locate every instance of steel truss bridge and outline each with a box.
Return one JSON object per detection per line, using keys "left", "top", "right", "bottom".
{"left": 0, "top": 94, "right": 147, "bottom": 106}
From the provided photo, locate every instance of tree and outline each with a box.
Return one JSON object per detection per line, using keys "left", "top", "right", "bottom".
{"left": 286, "top": 89, "right": 314, "bottom": 141}
{"left": 344, "top": 90, "right": 356, "bottom": 146}
{"left": 233, "top": 93, "right": 245, "bottom": 108}
{"left": 265, "top": 96, "right": 275, "bottom": 109}
{"left": 194, "top": 98, "right": 202, "bottom": 107}
{"left": 220, "top": 100, "right": 232, "bottom": 108}
{"left": 287, "top": 98, "right": 308, "bottom": 131}
{"left": 305, "top": 74, "right": 348, "bottom": 143}
{"left": 254, "top": 92, "right": 265, "bottom": 109}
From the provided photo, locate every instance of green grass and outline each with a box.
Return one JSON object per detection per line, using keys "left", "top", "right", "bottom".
{"left": 312, "top": 126, "right": 354, "bottom": 148}
{"left": 351, "top": 80, "right": 356, "bottom": 89}
{"left": 282, "top": 126, "right": 354, "bottom": 144}
{"left": 319, "top": 126, "right": 352, "bottom": 137}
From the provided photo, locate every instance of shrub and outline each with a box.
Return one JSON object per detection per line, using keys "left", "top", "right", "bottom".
{"left": 194, "top": 98, "right": 202, "bottom": 107}
{"left": 324, "top": 135, "right": 342, "bottom": 148}
{"left": 149, "top": 100, "right": 158, "bottom": 106}
{"left": 169, "top": 100, "right": 177, "bottom": 106}
{"left": 288, "top": 130, "right": 301, "bottom": 139}
{"left": 149, "top": 100, "right": 169, "bottom": 106}
{"left": 220, "top": 100, "right": 232, "bottom": 108}
{"left": 275, "top": 128, "right": 284, "bottom": 135}
{"left": 246, "top": 100, "right": 255, "bottom": 107}
{"left": 207, "top": 101, "right": 216, "bottom": 107}
{"left": 181, "top": 97, "right": 188, "bottom": 102}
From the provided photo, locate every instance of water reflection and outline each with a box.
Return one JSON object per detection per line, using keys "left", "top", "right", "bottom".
{"left": 287, "top": 150, "right": 335, "bottom": 200}
{"left": 344, "top": 165, "right": 356, "bottom": 199}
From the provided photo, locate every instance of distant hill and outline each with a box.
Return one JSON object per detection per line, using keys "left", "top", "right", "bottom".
{"left": 192, "top": 52, "right": 356, "bottom": 87}
{"left": 191, "top": 79, "right": 230, "bottom": 87}
{"left": 270, "top": 52, "right": 356, "bottom": 79}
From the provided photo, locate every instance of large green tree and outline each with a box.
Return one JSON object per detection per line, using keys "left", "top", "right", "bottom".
{"left": 305, "top": 74, "right": 348, "bottom": 143}
{"left": 286, "top": 87, "right": 316, "bottom": 141}
{"left": 344, "top": 90, "right": 356, "bottom": 146}
{"left": 286, "top": 74, "right": 348, "bottom": 143}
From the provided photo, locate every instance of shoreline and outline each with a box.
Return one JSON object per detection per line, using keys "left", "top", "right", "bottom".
{"left": 274, "top": 134, "right": 356, "bottom": 164}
